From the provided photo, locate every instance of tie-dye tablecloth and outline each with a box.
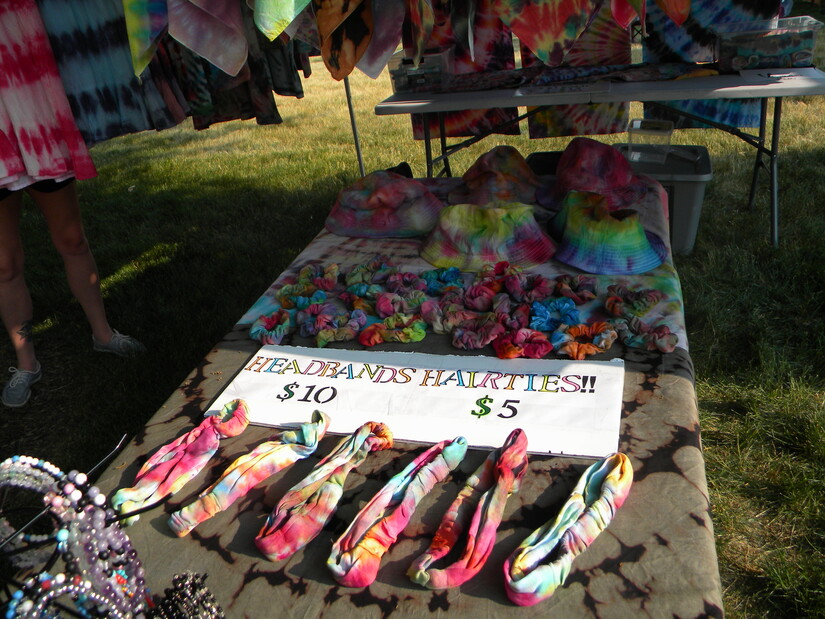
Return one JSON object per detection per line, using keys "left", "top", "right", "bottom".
{"left": 96, "top": 178, "right": 723, "bottom": 617}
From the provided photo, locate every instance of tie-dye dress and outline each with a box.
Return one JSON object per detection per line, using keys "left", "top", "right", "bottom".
{"left": 36, "top": 0, "right": 184, "bottom": 147}
{"left": 0, "top": 0, "right": 96, "bottom": 191}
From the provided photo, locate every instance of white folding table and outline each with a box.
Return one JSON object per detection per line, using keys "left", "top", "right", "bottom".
{"left": 375, "top": 67, "right": 825, "bottom": 246}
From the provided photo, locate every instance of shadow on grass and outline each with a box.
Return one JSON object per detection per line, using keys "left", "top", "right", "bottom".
{"left": 0, "top": 177, "right": 339, "bottom": 474}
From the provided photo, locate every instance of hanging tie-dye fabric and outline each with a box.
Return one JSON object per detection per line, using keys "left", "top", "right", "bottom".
{"left": 38, "top": 0, "right": 183, "bottom": 146}
{"left": 167, "top": 0, "right": 249, "bottom": 77}
{"left": 318, "top": 0, "right": 374, "bottom": 80}
{"left": 523, "top": 1, "right": 631, "bottom": 138}
{"left": 492, "top": 0, "right": 601, "bottom": 66}
{"left": 356, "top": 0, "right": 406, "bottom": 79}
{"left": 0, "top": 0, "right": 97, "bottom": 190}
{"left": 122, "top": 0, "right": 169, "bottom": 76}
{"left": 642, "top": 0, "right": 781, "bottom": 128}
{"left": 411, "top": 0, "right": 519, "bottom": 140}
{"left": 253, "top": 0, "right": 312, "bottom": 41}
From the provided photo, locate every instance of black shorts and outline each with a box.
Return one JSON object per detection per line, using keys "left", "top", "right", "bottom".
{"left": 0, "top": 177, "right": 75, "bottom": 201}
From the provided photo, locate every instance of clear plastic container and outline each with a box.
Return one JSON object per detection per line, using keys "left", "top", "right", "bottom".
{"left": 713, "top": 16, "right": 823, "bottom": 73}
{"left": 627, "top": 119, "right": 673, "bottom": 164}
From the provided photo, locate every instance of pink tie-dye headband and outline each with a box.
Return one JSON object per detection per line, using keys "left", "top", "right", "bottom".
{"left": 328, "top": 437, "right": 468, "bottom": 588}
{"left": 168, "top": 411, "right": 330, "bottom": 537}
{"left": 112, "top": 399, "right": 250, "bottom": 525}
{"left": 255, "top": 421, "right": 393, "bottom": 562}
{"left": 408, "top": 429, "right": 529, "bottom": 589}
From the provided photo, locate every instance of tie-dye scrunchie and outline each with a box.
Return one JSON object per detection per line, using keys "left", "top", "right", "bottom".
{"left": 503, "top": 452, "right": 634, "bottom": 606}
{"left": 112, "top": 399, "right": 250, "bottom": 525}
{"left": 492, "top": 329, "right": 553, "bottom": 360}
{"left": 255, "top": 422, "right": 393, "bottom": 562}
{"left": 168, "top": 411, "right": 331, "bottom": 537}
{"left": 328, "top": 437, "right": 469, "bottom": 588}
{"left": 358, "top": 313, "right": 427, "bottom": 347}
{"left": 529, "top": 297, "right": 580, "bottom": 332}
{"left": 555, "top": 322, "right": 618, "bottom": 360}
{"left": 451, "top": 313, "right": 505, "bottom": 350}
{"left": 408, "top": 429, "right": 529, "bottom": 589}
{"left": 249, "top": 309, "right": 295, "bottom": 345}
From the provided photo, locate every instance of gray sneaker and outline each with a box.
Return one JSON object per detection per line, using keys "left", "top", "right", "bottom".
{"left": 2, "top": 362, "right": 42, "bottom": 407}
{"left": 92, "top": 330, "right": 147, "bottom": 357}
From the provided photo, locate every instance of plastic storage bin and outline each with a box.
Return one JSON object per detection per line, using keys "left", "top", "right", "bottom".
{"left": 712, "top": 16, "right": 823, "bottom": 73}
{"left": 616, "top": 144, "right": 713, "bottom": 255}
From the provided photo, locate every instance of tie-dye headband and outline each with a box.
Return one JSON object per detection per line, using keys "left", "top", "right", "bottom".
{"left": 112, "top": 399, "right": 250, "bottom": 525}
{"left": 409, "top": 429, "right": 529, "bottom": 589}
{"left": 503, "top": 452, "right": 633, "bottom": 606}
{"left": 328, "top": 437, "right": 469, "bottom": 588}
{"left": 168, "top": 411, "right": 330, "bottom": 537}
{"left": 255, "top": 422, "right": 393, "bottom": 562}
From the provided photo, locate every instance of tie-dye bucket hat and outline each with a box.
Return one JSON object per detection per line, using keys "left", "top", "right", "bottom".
{"left": 537, "top": 137, "right": 648, "bottom": 211}
{"left": 325, "top": 170, "right": 445, "bottom": 237}
{"left": 448, "top": 145, "right": 541, "bottom": 206}
{"left": 552, "top": 191, "right": 667, "bottom": 275}
{"left": 420, "top": 201, "right": 556, "bottom": 272}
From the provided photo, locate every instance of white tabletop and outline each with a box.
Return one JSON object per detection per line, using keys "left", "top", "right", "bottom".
{"left": 375, "top": 67, "right": 825, "bottom": 115}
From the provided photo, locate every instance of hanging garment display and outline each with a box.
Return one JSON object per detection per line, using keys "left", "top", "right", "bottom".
{"left": 411, "top": 0, "right": 520, "bottom": 140}
{"left": 37, "top": 0, "right": 184, "bottom": 146}
{"left": 493, "top": 0, "right": 600, "bottom": 66}
{"left": 121, "top": 0, "right": 169, "bottom": 76}
{"left": 255, "top": 421, "right": 393, "bottom": 562}
{"left": 258, "top": 33, "right": 305, "bottom": 98}
{"left": 162, "top": 2, "right": 288, "bottom": 130}
{"left": 316, "top": 0, "right": 374, "bottom": 80}
{"left": 328, "top": 436, "right": 469, "bottom": 587}
{"left": 642, "top": 0, "right": 781, "bottom": 128}
{"left": 253, "top": 0, "right": 312, "bottom": 41}
{"left": 167, "top": 0, "right": 248, "bottom": 77}
{"left": 522, "top": 2, "right": 631, "bottom": 138}
{"left": 168, "top": 411, "right": 331, "bottom": 537}
{"left": 111, "top": 399, "right": 251, "bottom": 525}
{"left": 0, "top": 0, "right": 97, "bottom": 190}
{"left": 356, "top": 0, "right": 406, "bottom": 79}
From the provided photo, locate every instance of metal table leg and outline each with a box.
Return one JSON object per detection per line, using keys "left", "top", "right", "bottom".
{"left": 769, "top": 97, "right": 783, "bottom": 247}
{"left": 747, "top": 98, "right": 768, "bottom": 210}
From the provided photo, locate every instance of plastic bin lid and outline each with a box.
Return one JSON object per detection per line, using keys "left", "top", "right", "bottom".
{"left": 615, "top": 144, "right": 713, "bottom": 181}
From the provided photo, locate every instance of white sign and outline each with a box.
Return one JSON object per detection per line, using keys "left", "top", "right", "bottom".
{"left": 210, "top": 346, "right": 625, "bottom": 458}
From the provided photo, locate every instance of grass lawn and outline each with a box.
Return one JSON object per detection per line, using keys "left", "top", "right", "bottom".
{"left": 2, "top": 4, "right": 825, "bottom": 616}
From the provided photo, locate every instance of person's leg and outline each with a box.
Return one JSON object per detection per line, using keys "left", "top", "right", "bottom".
{"left": 26, "top": 180, "right": 116, "bottom": 344}
{"left": 0, "top": 189, "right": 42, "bottom": 407}
{"left": 28, "top": 180, "right": 144, "bottom": 357}
{"left": 0, "top": 190, "right": 38, "bottom": 371}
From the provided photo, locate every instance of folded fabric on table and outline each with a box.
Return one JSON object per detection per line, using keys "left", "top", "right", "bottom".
{"left": 325, "top": 170, "right": 444, "bottom": 238}
{"left": 503, "top": 452, "right": 634, "bottom": 606}
{"left": 408, "top": 428, "right": 529, "bottom": 589}
{"left": 111, "top": 399, "right": 250, "bottom": 525}
{"left": 255, "top": 421, "right": 393, "bottom": 562}
{"left": 168, "top": 410, "right": 330, "bottom": 537}
{"left": 421, "top": 201, "right": 555, "bottom": 272}
{"left": 328, "top": 436, "right": 468, "bottom": 588}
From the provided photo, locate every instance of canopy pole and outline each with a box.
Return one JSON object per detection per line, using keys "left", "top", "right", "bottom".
{"left": 344, "top": 77, "right": 365, "bottom": 177}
